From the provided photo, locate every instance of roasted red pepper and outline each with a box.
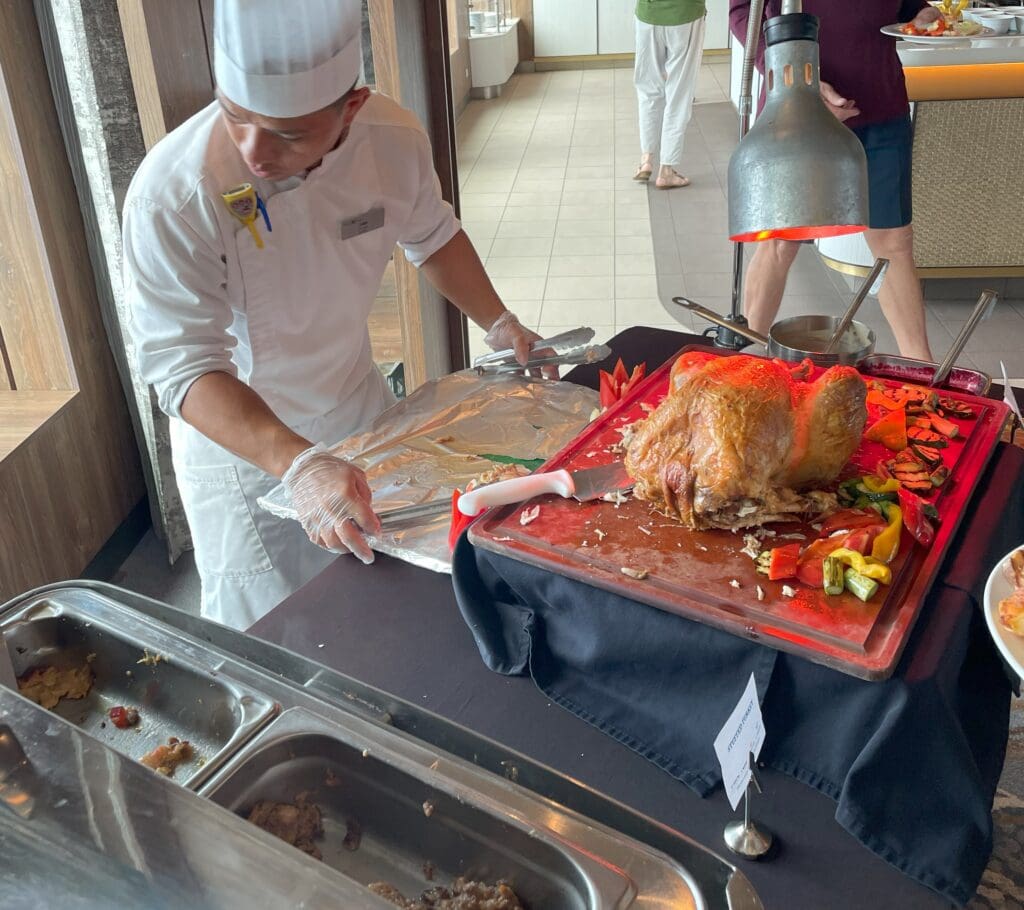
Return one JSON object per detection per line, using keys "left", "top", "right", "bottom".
{"left": 819, "top": 509, "right": 888, "bottom": 536}
{"left": 897, "top": 487, "right": 937, "bottom": 547}
{"left": 109, "top": 706, "right": 139, "bottom": 729}
{"left": 767, "top": 543, "right": 801, "bottom": 581}
{"left": 598, "top": 358, "right": 646, "bottom": 409}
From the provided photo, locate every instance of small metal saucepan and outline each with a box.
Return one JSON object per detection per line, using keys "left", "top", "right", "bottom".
{"left": 675, "top": 297, "right": 876, "bottom": 368}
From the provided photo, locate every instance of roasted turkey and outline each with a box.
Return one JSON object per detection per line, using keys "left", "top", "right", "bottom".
{"left": 624, "top": 352, "right": 867, "bottom": 529}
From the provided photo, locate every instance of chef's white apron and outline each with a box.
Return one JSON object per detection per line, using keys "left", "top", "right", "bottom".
{"left": 172, "top": 141, "right": 398, "bottom": 631}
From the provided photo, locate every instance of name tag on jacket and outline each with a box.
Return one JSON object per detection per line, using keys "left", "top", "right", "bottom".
{"left": 340, "top": 207, "right": 385, "bottom": 240}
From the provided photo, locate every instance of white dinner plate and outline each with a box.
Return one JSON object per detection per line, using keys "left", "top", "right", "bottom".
{"left": 880, "top": 22, "right": 994, "bottom": 43}
{"left": 983, "top": 544, "right": 1024, "bottom": 679}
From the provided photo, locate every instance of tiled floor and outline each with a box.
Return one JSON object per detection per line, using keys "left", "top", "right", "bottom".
{"left": 457, "top": 61, "right": 735, "bottom": 360}
{"left": 457, "top": 62, "right": 1024, "bottom": 381}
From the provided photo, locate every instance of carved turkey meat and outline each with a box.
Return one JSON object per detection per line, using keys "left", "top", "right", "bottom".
{"left": 624, "top": 352, "right": 867, "bottom": 530}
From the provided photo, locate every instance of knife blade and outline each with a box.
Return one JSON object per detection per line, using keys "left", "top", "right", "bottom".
{"left": 457, "top": 462, "right": 633, "bottom": 516}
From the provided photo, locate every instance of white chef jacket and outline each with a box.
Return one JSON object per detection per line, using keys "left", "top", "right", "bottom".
{"left": 122, "top": 93, "right": 461, "bottom": 629}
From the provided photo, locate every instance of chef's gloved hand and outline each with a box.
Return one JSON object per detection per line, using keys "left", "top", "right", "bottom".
{"left": 282, "top": 443, "right": 381, "bottom": 564}
{"left": 484, "top": 310, "right": 559, "bottom": 380}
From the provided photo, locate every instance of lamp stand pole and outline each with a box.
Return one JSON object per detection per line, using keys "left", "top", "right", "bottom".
{"left": 717, "top": 0, "right": 767, "bottom": 348}
{"left": 720, "top": 0, "right": 802, "bottom": 349}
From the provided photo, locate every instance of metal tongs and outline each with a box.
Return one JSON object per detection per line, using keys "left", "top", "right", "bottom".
{"left": 472, "top": 327, "right": 611, "bottom": 375}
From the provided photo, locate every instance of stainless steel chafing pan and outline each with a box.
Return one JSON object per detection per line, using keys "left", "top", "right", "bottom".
{"left": 202, "top": 707, "right": 707, "bottom": 909}
{"left": 0, "top": 591, "right": 277, "bottom": 789}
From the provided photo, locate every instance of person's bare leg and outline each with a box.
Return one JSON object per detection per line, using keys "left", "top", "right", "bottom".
{"left": 742, "top": 239, "right": 800, "bottom": 335}
{"left": 864, "top": 225, "right": 932, "bottom": 361}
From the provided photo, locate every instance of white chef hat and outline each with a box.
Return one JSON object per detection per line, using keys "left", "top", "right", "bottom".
{"left": 214, "top": 0, "right": 362, "bottom": 118}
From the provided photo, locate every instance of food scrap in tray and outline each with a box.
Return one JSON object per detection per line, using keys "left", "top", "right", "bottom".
{"left": 998, "top": 548, "right": 1024, "bottom": 636}
{"left": 141, "top": 736, "right": 195, "bottom": 777}
{"left": 17, "top": 663, "right": 94, "bottom": 710}
{"left": 137, "top": 648, "right": 165, "bottom": 667}
{"left": 248, "top": 795, "right": 325, "bottom": 860}
{"left": 368, "top": 876, "right": 524, "bottom": 910}
{"left": 109, "top": 705, "right": 140, "bottom": 729}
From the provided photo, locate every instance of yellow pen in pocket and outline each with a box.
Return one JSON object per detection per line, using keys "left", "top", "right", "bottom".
{"left": 222, "top": 183, "right": 268, "bottom": 249}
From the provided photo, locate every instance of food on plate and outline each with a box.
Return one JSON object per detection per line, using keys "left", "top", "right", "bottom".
{"left": 17, "top": 663, "right": 93, "bottom": 710}
{"left": 899, "top": 15, "right": 980, "bottom": 37}
{"left": 625, "top": 353, "right": 866, "bottom": 529}
{"left": 368, "top": 876, "right": 524, "bottom": 910}
{"left": 998, "top": 548, "right": 1024, "bottom": 636}
{"left": 247, "top": 796, "right": 324, "bottom": 860}
{"left": 109, "top": 705, "right": 140, "bottom": 729}
{"left": 141, "top": 736, "right": 194, "bottom": 777}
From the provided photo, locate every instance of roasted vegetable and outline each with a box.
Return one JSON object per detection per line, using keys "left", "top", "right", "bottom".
{"left": 909, "top": 444, "right": 943, "bottom": 468}
{"left": 930, "top": 465, "right": 951, "bottom": 487}
{"left": 826, "top": 548, "right": 892, "bottom": 585}
{"left": 926, "top": 412, "right": 960, "bottom": 439}
{"left": 898, "top": 488, "right": 937, "bottom": 547}
{"left": 871, "top": 504, "right": 902, "bottom": 564}
{"left": 907, "top": 426, "right": 947, "bottom": 449}
{"left": 844, "top": 568, "right": 880, "bottom": 603}
{"left": 865, "top": 408, "right": 907, "bottom": 451}
{"left": 822, "top": 557, "right": 846, "bottom": 596}
{"left": 939, "top": 398, "right": 974, "bottom": 419}
{"left": 766, "top": 543, "right": 801, "bottom": 581}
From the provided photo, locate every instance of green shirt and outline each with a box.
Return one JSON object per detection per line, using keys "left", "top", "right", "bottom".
{"left": 635, "top": 0, "right": 706, "bottom": 26}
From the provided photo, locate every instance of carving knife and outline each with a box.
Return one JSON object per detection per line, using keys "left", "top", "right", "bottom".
{"left": 457, "top": 461, "right": 633, "bottom": 516}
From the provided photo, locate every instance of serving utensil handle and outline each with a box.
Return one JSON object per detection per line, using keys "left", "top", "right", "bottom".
{"left": 823, "top": 258, "right": 887, "bottom": 354}
{"left": 930, "top": 289, "right": 998, "bottom": 388}
{"left": 672, "top": 297, "right": 770, "bottom": 347}
{"left": 458, "top": 470, "right": 574, "bottom": 515}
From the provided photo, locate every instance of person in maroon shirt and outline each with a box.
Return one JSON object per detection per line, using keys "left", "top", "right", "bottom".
{"left": 729, "top": 1, "right": 940, "bottom": 361}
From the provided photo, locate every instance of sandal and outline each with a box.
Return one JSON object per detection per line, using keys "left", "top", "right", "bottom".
{"left": 655, "top": 168, "right": 690, "bottom": 189}
{"left": 633, "top": 163, "right": 653, "bottom": 182}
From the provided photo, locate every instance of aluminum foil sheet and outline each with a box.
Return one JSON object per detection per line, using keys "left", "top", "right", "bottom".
{"left": 259, "top": 370, "right": 600, "bottom": 574}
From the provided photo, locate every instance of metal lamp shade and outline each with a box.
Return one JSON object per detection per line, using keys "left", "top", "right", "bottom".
{"left": 728, "top": 24, "right": 869, "bottom": 243}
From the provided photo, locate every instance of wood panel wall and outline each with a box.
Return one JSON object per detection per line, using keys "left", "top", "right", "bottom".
{"left": 117, "top": 0, "right": 215, "bottom": 147}
{"left": 0, "top": 1, "right": 145, "bottom": 601}
{"left": 510, "top": 0, "right": 535, "bottom": 62}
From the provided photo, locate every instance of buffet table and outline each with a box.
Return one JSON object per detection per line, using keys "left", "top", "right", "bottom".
{"left": 251, "top": 328, "right": 1021, "bottom": 909}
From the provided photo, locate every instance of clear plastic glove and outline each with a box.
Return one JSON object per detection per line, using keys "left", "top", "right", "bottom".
{"left": 484, "top": 310, "right": 559, "bottom": 380}
{"left": 281, "top": 443, "right": 381, "bottom": 564}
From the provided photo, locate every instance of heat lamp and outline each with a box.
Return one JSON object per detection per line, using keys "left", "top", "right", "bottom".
{"left": 716, "top": 0, "right": 870, "bottom": 349}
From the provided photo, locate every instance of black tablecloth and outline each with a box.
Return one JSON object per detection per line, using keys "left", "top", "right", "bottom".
{"left": 452, "top": 328, "right": 1021, "bottom": 906}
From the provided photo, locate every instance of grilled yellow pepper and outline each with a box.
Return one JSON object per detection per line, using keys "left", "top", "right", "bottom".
{"left": 871, "top": 505, "right": 903, "bottom": 565}
{"left": 826, "top": 548, "right": 893, "bottom": 585}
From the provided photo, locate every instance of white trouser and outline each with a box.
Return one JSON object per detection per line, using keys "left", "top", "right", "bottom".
{"left": 171, "top": 366, "right": 396, "bottom": 631}
{"left": 634, "top": 17, "right": 706, "bottom": 169}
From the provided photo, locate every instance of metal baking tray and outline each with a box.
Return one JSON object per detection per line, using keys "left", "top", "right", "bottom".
{"left": 469, "top": 344, "right": 1011, "bottom": 680}
{"left": 0, "top": 590, "right": 278, "bottom": 789}
{"left": 858, "top": 354, "right": 991, "bottom": 395}
{"left": 201, "top": 707, "right": 705, "bottom": 909}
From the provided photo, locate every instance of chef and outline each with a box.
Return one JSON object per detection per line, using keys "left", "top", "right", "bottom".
{"left": 123, "top": 0, "right": 541, "bottom": 630}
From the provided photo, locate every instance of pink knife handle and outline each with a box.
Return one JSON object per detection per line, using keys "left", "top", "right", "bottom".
{"left": 457, "top": 470, "right": 574, "bottom": 515}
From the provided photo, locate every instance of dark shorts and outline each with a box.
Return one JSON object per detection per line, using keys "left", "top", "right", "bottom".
{"left": 850, "top": 115, "right": 914, "bottom": 230}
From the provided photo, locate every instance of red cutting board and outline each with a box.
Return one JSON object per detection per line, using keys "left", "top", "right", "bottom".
{"left": 468, "top": 345, "right": 1011, "bottom": 680}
